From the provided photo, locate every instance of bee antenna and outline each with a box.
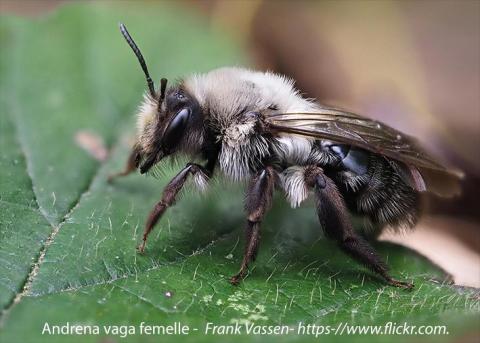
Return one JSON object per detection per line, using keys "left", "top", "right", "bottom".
{"left": 158, "top": 78, "right": 168, "bottom": 111}
{"left": 119, "top": 23, "right": 156, "bottom": 98}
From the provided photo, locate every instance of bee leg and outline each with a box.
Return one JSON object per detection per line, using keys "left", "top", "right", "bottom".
{"left": 107, "top": 146, "right": 140, "bottom": 183}
{"left": 305, "top": 166, "right": 414, "bottom": 290}
{"left": 230, "top": 167, "right": 275, "bottom": 285}
{"left": 137, "top": 163, "right": 210, "bottom": 253}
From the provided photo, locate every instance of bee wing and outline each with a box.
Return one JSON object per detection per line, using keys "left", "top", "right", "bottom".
{"left": 267, "top": 109, "right": 463, "bottom": 197}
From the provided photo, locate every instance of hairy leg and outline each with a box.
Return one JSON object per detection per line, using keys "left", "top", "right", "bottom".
{"left": 107, "top": 146, "right": 140, "bottom": 183}
{"left": 304, "top": 166, "right": 413, "bottom": 289}
{"left": 230, "top": 167, "right": 276, "bottom": 285}
{"left": 138, "top": 163, "right": 210, "bottom": 253}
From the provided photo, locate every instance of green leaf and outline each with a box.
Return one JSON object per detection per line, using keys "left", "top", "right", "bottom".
{"left": 0, "top": 3, "right": 478, "bottom": 343}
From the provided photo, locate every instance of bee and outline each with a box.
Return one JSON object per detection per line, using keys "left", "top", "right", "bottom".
{"left": 109, "top": 24, "right": 463, "bottom": 289}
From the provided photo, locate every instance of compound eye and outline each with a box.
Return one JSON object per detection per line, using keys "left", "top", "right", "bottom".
{"left": 162, "top": 108, "right": 191, "bottom": 152}
{"left": 175, "top": 91, "right": 186, "bottom": 101}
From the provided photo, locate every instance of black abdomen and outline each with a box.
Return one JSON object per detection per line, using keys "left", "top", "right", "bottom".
{"left": 308, "top": 141, "right": 420, "bottom": 234}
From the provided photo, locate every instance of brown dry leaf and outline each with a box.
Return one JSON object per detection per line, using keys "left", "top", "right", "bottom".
{"left": 381, "top": 216, "right": 480, "bottom": 288}
{"left": 74, "top": 130, "right": 108, "bottom": 162}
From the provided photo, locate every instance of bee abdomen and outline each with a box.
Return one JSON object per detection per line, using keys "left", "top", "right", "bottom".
{"left": 303, "top": 141, "right": 420, "bottom": 231}
{"left": 353, "top": 157, "right": 420, "bottom": 230}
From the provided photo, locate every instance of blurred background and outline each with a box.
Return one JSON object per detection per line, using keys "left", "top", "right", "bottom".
{"left": 1, "top": 0, "right": 479, "bottom": 287}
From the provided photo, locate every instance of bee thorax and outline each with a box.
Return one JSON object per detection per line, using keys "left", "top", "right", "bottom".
{"left": 222, "top": 121, "right": 256, "bottom": 148}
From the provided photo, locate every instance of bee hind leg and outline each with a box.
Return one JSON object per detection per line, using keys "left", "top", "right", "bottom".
{"left": 304, "top": 166, "right": 413, "bottom": 290}
{"left": 230, "top": 167, "right": 276, "bottom": 285}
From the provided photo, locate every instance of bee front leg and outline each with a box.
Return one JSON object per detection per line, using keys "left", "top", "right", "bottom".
{"left": 230, "top": 167, "right": 276, "bottom": 285}
{"left": 138, "top": 163, "right": 210, "bottom": 253}
{"left": 304, "top": 166, "right": 414, "bottom": 289}
{"left": 107, "top": 146, "right": 140, "bottom": 183}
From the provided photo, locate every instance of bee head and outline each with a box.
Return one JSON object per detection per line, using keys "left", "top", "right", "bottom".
{"left": 135, "top": 84, "right": 202, "bottom": 174}
{"left": 119, "top": 23, "right": 201, "bottom": 174}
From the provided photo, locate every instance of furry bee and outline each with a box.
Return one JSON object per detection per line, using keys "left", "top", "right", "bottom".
{"left": 109, "top": 24, "right": 462, "bottom": 289}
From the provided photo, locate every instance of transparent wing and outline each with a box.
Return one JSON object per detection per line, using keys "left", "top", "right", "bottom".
{"left": 267, "top": 108, "right": 463, "bottom": 197}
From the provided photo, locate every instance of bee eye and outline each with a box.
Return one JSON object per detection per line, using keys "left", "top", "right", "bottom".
{"left": 162, "top": 108, "right": 191, "bottom": 152}
{"left": 175, "top": 92, "right": 186, "bottom": 100}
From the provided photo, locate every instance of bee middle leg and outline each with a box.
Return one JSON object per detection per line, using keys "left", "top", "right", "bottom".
{"left": 137, "top": 163, "right": 210, "bottom": 253}
{"left": 304, "top": 166, "right": 413, "bottom": 289}
{"left": 230, "top": 166, "right": 276, "bottom": 285}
